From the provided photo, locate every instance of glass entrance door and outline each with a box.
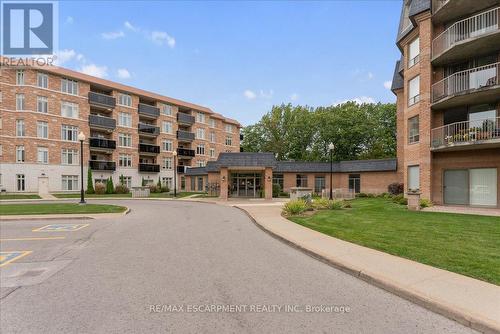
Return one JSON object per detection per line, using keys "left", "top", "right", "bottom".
{"left": 230, "top": 173, "right": 262, "bottom": 198}
{"left": 444, "top": 168, "right": 497, "bottom": 206}
{"left": 444, "top": 170, "right": 468, "bottom": 205}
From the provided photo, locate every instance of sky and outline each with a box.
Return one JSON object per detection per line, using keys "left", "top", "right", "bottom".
{"left": 56, "top": 0, "right": 403, "bottom": 126}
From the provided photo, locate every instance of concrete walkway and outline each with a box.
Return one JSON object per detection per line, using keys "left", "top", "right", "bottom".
{"left": 423, "top": 205, "right": 500, "bottom": 217}
{"left": 235, "top": 203, "right": 500, "bottom": 334}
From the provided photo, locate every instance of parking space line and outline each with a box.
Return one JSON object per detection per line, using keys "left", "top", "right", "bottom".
{"left": 32, "top": 224, "right": 90, "bottom": 232}
{"left": 0, "top": 251, "right": 32, "bottom": 267}
{"left": 0, "top": 237, "right": 66, "bottom": 241}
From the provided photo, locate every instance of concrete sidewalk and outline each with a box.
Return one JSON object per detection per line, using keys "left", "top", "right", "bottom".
{"left": 237, "top": 204, "right": 500, "bottom": 334}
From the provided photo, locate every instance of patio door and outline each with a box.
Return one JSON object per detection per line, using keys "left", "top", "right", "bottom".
{"left": 470, "top": 168, "right": 497, "bottom": 206}
{"left": 444, "top": 170, "right": 468, "bottom": 205}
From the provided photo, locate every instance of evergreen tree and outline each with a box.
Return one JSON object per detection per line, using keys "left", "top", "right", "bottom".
{"left": 106, "top": 177, "right": 114, "bottom": 194}
{"left": 86, "top": 168, "right": 95, "bottom": 194}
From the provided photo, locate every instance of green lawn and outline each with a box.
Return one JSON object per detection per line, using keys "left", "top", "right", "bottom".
{"left": 52, "top": 192, "right": 203, "bottom": 199}
{"left": 0, "top": 203, "right": 127, "bottom": 215}
{"left": 289, "top": 198, "right": 500, "bottom": 285}
{"left": 0, "top": 194, "right": 41, "bottom": 200}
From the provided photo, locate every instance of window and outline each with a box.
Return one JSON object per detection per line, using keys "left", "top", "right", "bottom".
{"left": 408, "top": 75, "right": 420, "bottom": 106}
{"left": 118, "top": 133, "right": 132, "bottom": 147}
{"left": 181, "top": 176, "right": 186, "bottom": 190}
{"left": 408, "top": 165, "right": 420, "bottom": 191}
{"left": 196, "top": 144, "right": 205, "bottom": 155}
{"left": 160, "top": 103, "right": 172, "bottom": 116}
{"left": 162, "top": 177, "right": 172, "bottom": 189}
{"left": 163, "top": 157, "right": 173, "bottom": 170}
{"left": 16, "top": 119, "right": 25, "bottom": 136}
{"left": 197, "top": 112, "right": 205, "bottom": 123}
{"left": 16, "top": 70, "right": 24, "bottom": 85}
{"left": 121, "top": 176, "right": 132, "bottom": 188}
{"left": 61, "top": 101, "right": 79, "bottom": 118}
{"left": 16, "top": 93, "right": 25, "bottom": 110}
{"left": 119, "top": 154, "right": 132, "bottom": 167}
{"left": 37, "top": 72, "right": 48, "bottom": 88}
{"left": 61, "top": 149, "right": 78, "bottom": 165}
{"left": 197, "top": 176, "right": 204, "bottom": 192}
{"left": 210, "top": 131, "right": 216, "bottom": 143}
{"left": 61, "top": 125, "right": 78, "bottom": 141}
{"left": 209, "top": 148, "right": 215, "bottom": 158}
{"left": 62, "top": 175, "right": 79, "bottom": 191}
{"left": 314, "top": 176, "right": 326, "bottom": 194}
{"left": 118, "top": 93, "right": 132, "bottom": 107}
{"left": 408, "top": 38, "right": 420, "bottom": 68}
{"left": 16, "top": 174, "right": 25, "bottom": 191}
{"left": 61, "top": 78, "right": 79, "bottom": 95}
{"left": 37, "top": 96, "right": 48, "bottom": 113}
{"left": 273, "top": 174, "right": 284, "bottom": 192}
{"left": 408, "top": 116, "right": 419, "bottom": 144}
{"left": 197, "top": 160, "right": 206, "bottom": 167}
{"left": 225, "top": 135, "right": 232, "bottom": 146}
{"left": 348, "top": 174, "right": 361, "bottom": 194}
{"left": 118, "top": 112, "right": 132, "bottom": 127}
{"left": 196, "top": 128, "right": 205, "bottom": 140}
{"left": 37, "top": 147, "right": 48, "bottom": 164}
{"left": 37, "top": 121, "right": 49, "bottom": 138}
{"left": 162, "top": 121, "right": 172, "bottom": 134}
{"left": 162, "top": 140, "right": 173, "bottom": 152}
{"left": 16, "top": 146, "right": 25, "bottom": 162}
{"left": 209, "top": 118, "right": 216, "bottom": 128}
{"left": 225, "top": 124, "right": 234, "bottom": 133}
{"left": 296, "top": 174, "right": 308, "bottom": 187}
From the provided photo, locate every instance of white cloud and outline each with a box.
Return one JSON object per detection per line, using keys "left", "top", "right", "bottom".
{"left": 290, "top": 93, "right": 299, "bottom": 101}
{"left": 54, "top": 49, "right": 77, "bottom": 65}
{"left": 124, "top": 21, "right": 139, "bottom": 32}
{"left": 80, "top": 64, "right": 108, "bottom": 78}
{"left": 150, "top": 31, "right": 176, "bottom": 48}
{"left": 259, "top": 89, "right": 274, "bottom": 99}
{"left": 244, "top": 90, "right": 257, "bottom": 100}
{"left": 367, "top": 72, "right": 374, "bottom": 80}
{"left": 66, "top": 16, "right": 74, "bottom": 24}
{"left": 384, "top": 81, "right": 392, "bottom": 90}
{"left": 117, "top": 68, "right": 131, "bottom": 79}
{"left": 334, "top": 96, "right": 376, "bottom": 106}
{"left": 101, "top": 31, "right": 125, "bottom": 40}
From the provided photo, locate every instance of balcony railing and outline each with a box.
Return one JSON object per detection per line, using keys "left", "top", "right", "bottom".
{"left": 138, "top": 123, "right": 160, "bottom": 136}
{"left": 89, "top": 138, "right": 116, "bottom": 150}
{"left": 88, "top": 91, "right": 116, "bottom": 108}
{"left": 177, "top": 148, "right": 195, "bottom": 157}
{"left": 139, "top": 163, "right": 160, "bottom": 173}
{"left": 432, "top": 62, "right": 499, "bottom": 103}
{"left": 89, "top": 114, "right": 116, "bottom": 130}
{"left": 177, "top": 130, "right": 195, "bottom": 142}
{"left": 138, "top": 103, "right": 160, "bottom": 118}
{"left": 139, "top": 143, "right": 160, "bottom": 154}
{"left": 431, "top": 117, "right": 500, "bottom": 149}
{"left": 89, "top": 160, "right": 116, "bottom": 171}
{"left": 177, "top": 166, "right": 186, "bottom": 174}
{"left": 177, "top": 112, "right": 195, "bottom": 125}
{"left": 432, "top": 7, "right": 499, "bottom": 59}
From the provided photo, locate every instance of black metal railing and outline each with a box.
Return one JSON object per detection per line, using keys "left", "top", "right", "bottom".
{"left": 139, "top": 143, "right": 160, "bottom": 154}
{"left": 88, "top": 91, "right": 116, "bottom": 108}
{"left": 89, "top": 138, "right": 116, "bottom": 150}
{"left": 177, "top": 130, "right": 195, "bottom": 141}
{"left": 138, "top": 123, "right": 160, "bottom": 136}
{"left": 89, "top": 160, "right": 116, "bottom": 171}
{"left": 138, "top": 103, "right": 160, "bottom": 118}
{"left": 177, "top": 112, "right": 195, "bottom": 125}
{"left": 177, "top": 148, "right": 195, "bottom": 157}
{"left": 89, "top": 114, "right": 116, "bottom": 130}
{"left": 139, "top": 163, "right": 160, "bottom": 173}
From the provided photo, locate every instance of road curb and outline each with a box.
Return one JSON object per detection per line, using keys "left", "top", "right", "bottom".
{"left": 0, "top": 207, "right": 130, "bottom": 221}
{"left": 234, "top": 205, "right": 499, "bottom": 334}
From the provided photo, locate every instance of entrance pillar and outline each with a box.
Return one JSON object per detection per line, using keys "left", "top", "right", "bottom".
{"left": 220, "top": 167, "right": 229, "bottom": 200}
{"left": 264, "top": 167, "right": 273, "bottom": 200}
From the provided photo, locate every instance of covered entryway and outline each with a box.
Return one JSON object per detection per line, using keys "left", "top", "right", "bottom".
{"left": 230, "top": 172, "right": 262, "bottom": 198}
{"left": 444, "top": 168, "right": 497, "bottom": 207}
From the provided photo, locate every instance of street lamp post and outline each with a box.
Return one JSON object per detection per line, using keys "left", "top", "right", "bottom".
{"left": 328, "top": 143, "right": 335, "bottom": 200}
{"left": 172, "top": 150, "right": 177, "bottom": 197}
{"left": 78, "top": 132, "right": 86, "bottom": 204}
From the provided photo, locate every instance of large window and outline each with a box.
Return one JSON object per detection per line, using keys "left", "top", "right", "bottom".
{"left": 348, "top": 174, "right": 361, "bottom": 194}
{"left": 408, "top": 116, "right": 419, "bottom": 144}
{"left": 37, "top": 96, "right": 48, "bottom": 113}
{"left": 163, "top": 157, "right": 173, "bottom": 170}
{"left": 62, "top": 175, "right": 79, "bottom": 191}
{"left": 162, "top": 121, "right": 172, "bottom": 134}
{"left": 37, "top": 121, "right": 48, "bottom": 138}
{"left": 160, "top": 103, "right": 172, "bottom": 116}
{"left": 121, "top": 176, "right": 132, "bottom": 188}
{"left": 61, "top": 149, "right": 78, "bottom": 165}
{"left": 408, "top": 37, "right": 420, "bottom": 68}
{"left": 118, "top": 93, "right": 132, "bottom": 107}
{"left": 296, "top": 174, "right": 308, "bottom": 187}
{"left": 196, "top": 112, "right": 205, "bottom": 123}
{"left": 408, "top": 165, "right": 420, "bottom": 191}
{"left": 37, "top": 147, "right": 48, "bottom": 164}
{"left": 196, "top": 144, "right": 205, "bottom": 155}
{"left": 196, "top": 128, "right": 205, "bottom": 140}
{"left": 61, "top": 78, "right": 79, "bottom": 95}
{"left": 118, "top": 112, "right": 132, "bottom": 127}
{"left": 16, "top": 174, "right": 25, "bottom": 191}
{"left": 209, "top": 148, "right": 215, "bottom": 158}
{"left": 61, "top": 125, "right": 78, "bottom": 141}
{"left": 273, "top": 173, "right": 284, "bottom": 192}
{"left": 16, "top": 70, "right": 25, "bottom": 85}
{"left": 16, "top": 119, "right": 25, "bottom": 137}
{"left": 197, "top": 176, "right": 204, "bottom": 191}
{"left": 210, "top": 131, "right": 216, "bottom": 143}
{"left": 119, "top": 154, "right": 132, "bottom": 167}
{"left": 225, "top": 135, "right": 232, "bottom": 146}
{"left": 162, "top": 177, "right": 172, "bottom": 189}
{"left": 162, "top": 140, "right": 173, "bottom": 152}
{"left": 61, "top": 101, "right": 79, "bottom": 118}
{"left": 314, "top": 176, "right": 326, "bottom": 194}
{"left": 225, "top": 124, "right": 234, "bottom": 133}
{"left": 16, "top": 146, "right": 25, "bottom": 163}
{"left": 118, "top": 133, "right": 132, "bottom": 147}
{"left": 408, "top": 76, "right": 420, "bottom": 106}
{"left": 209, "top": 118, "right": 216, "bottom": 128}
{"left": 16, "top": 94, "right": 25, "bottom": 110}
{"left": 37, "top": 72, "right": 48, "bottom": 88}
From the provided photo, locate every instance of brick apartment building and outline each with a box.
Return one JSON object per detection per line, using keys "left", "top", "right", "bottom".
{"left": 0, "top": 63, "right": 241, "bottom": 193}
{"left": 391, "top": 0, "right": 500, "bottom": 208}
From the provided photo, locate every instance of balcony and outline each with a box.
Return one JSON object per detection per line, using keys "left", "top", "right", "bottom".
{"left": 177, "top": 112, "right": 195, "bottom": 126}
{"left": 88, "top": 91, "right": 116, "bottom": 109}
{"left": 432, "top": 7, "right": 500, "bottom": 65}
{"left": 89, "top": 160, "right": 116, "bottom": 171}
{"left": 89, "top": 138, "right": 116, "bottom": 151}
{"left": 433, "top": 0, "right": 499, "bottom": 24}
{"left": 89, "top": 114, "right": 116, "bottom": 131}
{"left": 431, "top": 62, "right": 500, "bottom": 109}
{"left": 177, "top": 130, "right": 195, "bottom": 142}
{"left": 177, "top": 148, "right": 195, "bottom": 158}
{"left": 138, "top": 103, "right": 160, "bottom": 119}
{"left": 139, "top": 143, "right": 160, "bottom": 155}
{"left": 138, "top": 123, "right": 160, "bottom": 137}
{"left": 431, "top": 117, "right": 500, "bottom": 151}
{"left": 139, "top": 163, "right": 160, "bottom": 173}
{"left": 177, "top": 166, "right": 186, "bottom": 174}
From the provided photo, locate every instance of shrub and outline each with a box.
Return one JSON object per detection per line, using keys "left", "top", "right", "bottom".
{"left": 106, "top": 177, "right": 114, "bottom": 194}
{"left": 148, "top": 184, "right": 159, "bottom": 193}
{"left": 283, "top": 199, "right": 308, "bottom": 216}
{"left": 312, "top": 198, "right": 329, "bottom": 210}
{"left": 94, "top": 182, "right": 106, "bottom": 195}
{"left": 114, "top": 184, "right": 129, "bottom": 194}
{"left": 160, "top": 186, "right": 170, "bottom": 193}
{"left": 342, "top": 201, "right": 352, "bottom": 208}
{"left": 388, "top": 182, "right": 404, "bottom": 195}
{"left": 272, "top": 183, "right": 281, "bottom": 198}
{"left": 327, "top": 200, "right": 344, "bottom": 210}
{"left": 392, "top": 194, "right": 408, "bottom": 205}
{"left": 356, "top": 193, "right": 375, "bottom": 198}
{"left": 420, "top": 198, "right": 433, "bottom": 208}
{"left": 157, "top": 177, "right": 162, "bottom": 189}
{"left": 86, "top": 169, "right": 94, "bottom": 194}
{"left": 279, "top": 191, "right": 289, "bottom": 198}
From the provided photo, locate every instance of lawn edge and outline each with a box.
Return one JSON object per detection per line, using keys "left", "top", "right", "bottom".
{"left": 234, "top": 205, "right": 500, "bottom": 334}
{"left": 0, "top": 206, "right": 130, "bottom": 221}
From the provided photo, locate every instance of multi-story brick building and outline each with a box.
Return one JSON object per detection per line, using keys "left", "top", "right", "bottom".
{"left": 391, "top": 0, "right": 500, "bottom": 207}
{"left": 0, "top": 63, "right": 241, "bottom": 193}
